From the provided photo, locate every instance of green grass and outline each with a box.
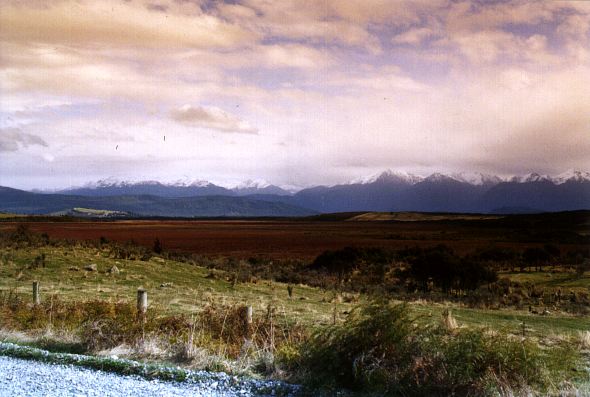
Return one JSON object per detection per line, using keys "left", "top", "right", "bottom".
{"left": 0, "top": 213, "right": 25, "bottom": 219}
{"left": 72, "top": 208, "right": 127, "bottom": 216}
{"left": 1, "top": 246, "right": 589, "bottom": 338}
{"left": 410, "top": 303, "right": 589, "bottom": 339}
{"left": 1, "top": 245, "right": 589, "bottom": 395}
{"left": 296, "top": 301, "right": 588, "bottom": 396}
{"left": 0, "top": 246, "right": 351, "bottom": 326}
{"left": 506, "top": 270, "right": 590, "bottom": 290}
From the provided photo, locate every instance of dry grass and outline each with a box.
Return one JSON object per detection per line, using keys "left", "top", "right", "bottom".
{"left": 0, "top": 290, "right": 307, "bottom": 376}
{"left": 442, "top": 308, "right": 458, "bottom": 330}
{"left": 580, "top": 330, "right": 590, "bottom": 350}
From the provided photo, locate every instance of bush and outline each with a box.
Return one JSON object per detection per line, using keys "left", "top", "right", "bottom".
{"left": 298, "top": 300, "right": 420, "bottom": 393}
{"left": 400, "top": 245, "right": 497, "bottom": 293}
{"left": 296, "top": 300, "right": 586, "bottom": 396}
{"left": 310, "top": 247, "right": 393, "bottom": 281}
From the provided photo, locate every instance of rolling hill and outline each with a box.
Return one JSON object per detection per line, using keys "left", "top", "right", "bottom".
{"left": 0, "top": 187, "right": 315, "bottom": 217}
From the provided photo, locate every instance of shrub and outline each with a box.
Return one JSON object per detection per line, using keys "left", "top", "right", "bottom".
{"left": 401, "top": 245, "right": 497, "bottom": 293}
{"left": 296, "top": 300, "right": 586, "bottom": 396}
{"left": 310, "top": 247, "right": 394, "bottom": 284}
{"left": 298, "top": 300, "right": 421, "bottom": 393}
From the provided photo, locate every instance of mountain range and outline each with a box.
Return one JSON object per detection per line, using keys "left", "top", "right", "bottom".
{"left": 2, "top": 169, "right": 589, "bottom": 217}
{"left": 0, "top": 187, "right": 314, "bottom": 217}
{"left": 56, "top": 177, "right": 293, "bottom": 197}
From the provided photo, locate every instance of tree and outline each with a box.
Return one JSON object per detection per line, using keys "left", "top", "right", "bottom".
{"left": 522, "top": 247, "right": 550, "bottom": 272}
{"left": 153, "top": 238, "right": 162, "bottom": 254}
{"left": 404, "top": 245, "right": 497, "bottom": 293}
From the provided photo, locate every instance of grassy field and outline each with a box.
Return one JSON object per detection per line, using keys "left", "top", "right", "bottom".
{"left": 1, "top": 222, "right": 589, "bottom": 395}
{"left": 1, "top": 245, "right": 588, "bottom": 338}
{"left": 0, "top": 245, "right": 351, "bottom": 326}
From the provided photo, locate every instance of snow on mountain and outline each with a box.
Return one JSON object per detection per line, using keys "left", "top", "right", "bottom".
{"left": 423, "top": 172, "right": 462, "bottom": 183}
{"left": 231, "top": 179, "right": 292, "bottom": 196}
{"left": 169, "top": 178, "right": 212, "bottom": 187}
{"left": 60, "top": 169, "right": 590, "bottom": 195}
{"left": 82, "top": 178, "right": 215, "bottom": 189}
{"left": 450, "top": 172, "right": 504, "bottom": 186}
{"left": 509, "top": 173, "right": 553, "bottom": 183}
{"left": 552, "top": 169, "right": 590, "bottom": 184}
{"left": 348, "top": 169, "right": 423, "bottom": 185}
{"left": 92, "top": 177, "right": 124, "bottom": 188}
{"left": 233, "top": 179, "right": 272, "bottom": 190}
{"left": 349, "top": 169, "right": 589, "bottom": 187}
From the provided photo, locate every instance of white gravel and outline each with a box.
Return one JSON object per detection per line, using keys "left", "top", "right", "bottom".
{"left": 0, "top": 348, "right": 300, "bottom": 397}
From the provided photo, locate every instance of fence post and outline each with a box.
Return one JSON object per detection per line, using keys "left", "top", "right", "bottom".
{"left": 137, "top": 289, "right": 147, "bottom": 320}
{"left": 245, "top": 305, "right": 253, "bottom": 341}
{"left": 32, "top": 281, "right": 40, "bottom": 305}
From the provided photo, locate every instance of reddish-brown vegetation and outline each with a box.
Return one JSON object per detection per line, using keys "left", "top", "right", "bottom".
{"left": 0, "top": 217, "right": 586, "bottom": 260}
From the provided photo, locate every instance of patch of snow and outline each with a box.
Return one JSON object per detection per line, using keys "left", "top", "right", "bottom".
{"left": 233, "top": 179, "right": 272, "bottom": 190}
{"left": 509, "top": 173, "right": 553, "bottom": 183}
{"left": 424, "top": 172, "right": 457, "bottom": 183}
{"left": 552, "top": 169, "right": 590, "bottom": 184}
{"left": 349, "top": 169, "right": 423, "bottom": 185}
{"left": 450, "top": 172, "right": 504, "bottom": 186}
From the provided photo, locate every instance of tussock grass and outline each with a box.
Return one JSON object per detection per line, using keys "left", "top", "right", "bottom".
{"left": 291, "top": 300, "right": 588, "bottom": 396}
{"left": 580, "top": 330, "right": 590, "bottom": 350}
{"left": 0, "top": 290, "right": 307, "bottom": 377}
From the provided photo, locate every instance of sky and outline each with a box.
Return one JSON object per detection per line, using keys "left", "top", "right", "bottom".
{"left": 1, "top": 0, "right": 589, "bottom": 190}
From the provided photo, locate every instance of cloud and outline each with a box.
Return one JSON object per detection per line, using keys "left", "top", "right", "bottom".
{"left": 392, "top": 27, "right": 438, "bottom": 45}
{"left": 1, "top": 0, "right": 590, "bottom": 189}
{"left": 170, "top": 105, "right": 258, "bottom": 134}
{"left": 0, "top": 1, "right": 256, "bottom": 49}
{"left": 0, "top": 128, "right": 47, "bottom": 152}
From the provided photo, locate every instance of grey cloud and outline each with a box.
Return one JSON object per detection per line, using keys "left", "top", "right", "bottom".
{"left": 0, "top": 128, "right": 48, "bottom": 152}
{"left": 146, "top": 3, "right": 168, "bottom": 13}
{"left": 170, "top": 105, "right": 258, "bottom": 134}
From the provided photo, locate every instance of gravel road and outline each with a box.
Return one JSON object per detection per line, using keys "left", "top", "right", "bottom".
{"left": 0, "top": 355, "right": 296, "bottom": 397}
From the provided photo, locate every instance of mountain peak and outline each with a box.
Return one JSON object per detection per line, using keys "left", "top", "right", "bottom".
{"left": 231, "top": 179, "right": 292, "bottom": 196}
{"left": 234, "top": 179, "right": 272, "bottom": 190}
{"left": 509, "top": 173, "right": 553, "bottom": 183}
{"left": 424, "top": 172, "right": 457, "bottom": 183}
{"left": 553, "top": 169, "right": 590, "bottom": 184}
{"left": 450, "top": 172, "right": 504, "bottom": 186}
{"left": 349, "top": 169, "right": 423, "bottom": 185}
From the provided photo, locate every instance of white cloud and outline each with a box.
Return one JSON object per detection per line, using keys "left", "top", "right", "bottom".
{"left": 170, "top": 105, "right": 258, "bottom": 134}
{"left": 1, "top": 0, "right": 590, "bottom": 189}
{"left": 0, "top": 1, "right": 255, "bottom": 49}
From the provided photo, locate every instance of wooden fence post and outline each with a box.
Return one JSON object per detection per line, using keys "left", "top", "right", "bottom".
{"left": 32, "top": 281, "right": 40, "bottom": 305}
{"left": 245, "top": 305, "right": 253, "bottom": 341}
{"left": 137, "top": 289, "right": 147, "bottom": 320}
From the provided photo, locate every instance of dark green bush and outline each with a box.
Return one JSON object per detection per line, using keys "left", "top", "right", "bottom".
{"left": 295, "top": 300, "right": 586, "bottom": 396}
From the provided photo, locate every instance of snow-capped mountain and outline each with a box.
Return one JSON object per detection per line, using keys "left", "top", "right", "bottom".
{"left": 288, "top": 169, "right": 590, "bottom": 213}
{"left": 84, "top": 177, "right": 216, "bottom": 189}
{"left": 41, "top": 169, "right": 589, "bottom": 214}
{"left": 234, "top": 179, "right": 271, "bottom": 190}
{"left": 552, "top": 169, "right": 590, "bottom": 184}
{"left": 349, "top": 170, "right": 503, "bottom": 186}
{"left": 232, "top": 179, "right": 292, "bottom": 196}
{"left": 450, "top": 172, "right": 504, "bottom": 186}
{"left": 509, "top": 173, "right": 553, "bottom": 183}
{"left": 348, "top": 170, "right": 423, "bottom": 185}
{"left": 423, "top": 172, "right": 459, "bottom": 183}
{"left": 60, "top": 178, "right": 232, "bottom": 197}
{"left": 349, "top": 169, "right": 590, "bottom": 187}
